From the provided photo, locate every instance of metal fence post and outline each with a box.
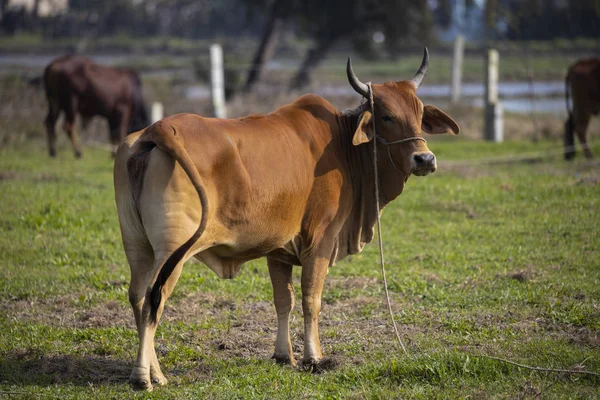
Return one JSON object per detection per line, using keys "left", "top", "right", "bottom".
{"left": 210, "top": 43, "right": 227, "bottom": 119}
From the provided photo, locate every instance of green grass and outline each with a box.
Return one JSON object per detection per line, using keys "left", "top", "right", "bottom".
{"left": 1, "top": 138, "right": 599, "bottom": 399}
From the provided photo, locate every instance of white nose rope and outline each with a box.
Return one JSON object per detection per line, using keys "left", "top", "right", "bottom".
{"left": 367, "top": 82, "right": 408, "bottom": 354}
{"left": 376, "top": 136, "right": 427, "bottom": 174}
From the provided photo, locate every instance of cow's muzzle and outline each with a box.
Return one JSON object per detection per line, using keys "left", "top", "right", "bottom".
{"left": 412, "top": 152, "right": 437, "bottom": 176}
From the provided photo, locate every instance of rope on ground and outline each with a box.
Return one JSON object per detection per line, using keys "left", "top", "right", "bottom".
{"left": 367, "top": 82, "right": 408, "bottom": 354}
{"left": 439, "top": 141, "right": 597, "bottom": 168}
{"left": 471, "top": 354, "right": 600, "bottom": 378}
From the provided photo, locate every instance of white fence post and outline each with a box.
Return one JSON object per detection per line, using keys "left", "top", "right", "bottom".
{"left": 210, "top": 43, "right": 227, "bottom": 119}
{"left": 451, "top": 35, "right": 464, "bottom": 104}
{"left": 151, "top": 102, "right": 164, "bottom": 124}
{"left": 484, "top": 49, "right": 503, "bottom": 142}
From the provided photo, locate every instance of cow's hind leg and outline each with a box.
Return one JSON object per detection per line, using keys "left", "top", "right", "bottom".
{"left": 109, "top": 117, "right": 122, "bottom": 157}
{"left": 574, "top": 111, "right": 592, "bottom": 159}
{"left": 130, "top": 248, "right": 187, "bottom": 391}
{"left": 125, "top": 245, "right": 168, "bottom": 390}
{"left": 63, "top": 108, "right": 82, "bottom": 159}
{"left": 267, "top": 258, "right": 296, "bottom": 367}
{"left": 45, "top": 103, "right": 60, "bottom": 157}
{"left": 564, "top": 115, "right": 576, "bottom": 160}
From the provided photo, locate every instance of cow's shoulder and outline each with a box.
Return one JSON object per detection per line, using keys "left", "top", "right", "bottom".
{"left": 278, "top": 94, "right": 340, "bottom": 126}
{"left": 291, "top": 94, "right": 336, "bottom": 112}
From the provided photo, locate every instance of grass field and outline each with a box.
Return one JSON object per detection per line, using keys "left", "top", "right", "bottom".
{"left": 1, "top": 136, "right": 599, "bottom": 399}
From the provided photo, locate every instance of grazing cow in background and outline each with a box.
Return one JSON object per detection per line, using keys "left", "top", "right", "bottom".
{"left": 564, "top": 57, "right": 600, "bottom": 160}
{"left": 114, "top": 48, "right": 459, "bottom": 391}
{"left": 44, "top": 55, "right": 149, "bottom": 158}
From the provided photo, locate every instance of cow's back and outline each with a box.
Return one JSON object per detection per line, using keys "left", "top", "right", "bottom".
{"left": 44, "top": 55, "right": 135, "bottom": 118}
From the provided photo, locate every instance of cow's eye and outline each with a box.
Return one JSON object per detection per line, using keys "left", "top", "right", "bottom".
{"left": 382, "top": 116, "right": 393, "bottom": 122}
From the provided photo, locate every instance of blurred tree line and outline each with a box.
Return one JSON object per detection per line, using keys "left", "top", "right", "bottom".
{"left": 484, "top": 0, "right": 600, "bottom": 40}
{"left": 2, "top": 0, "right": 599, "bottom": 45}
{"left": 1, "top": 0, "right": 598, "bottom": 91}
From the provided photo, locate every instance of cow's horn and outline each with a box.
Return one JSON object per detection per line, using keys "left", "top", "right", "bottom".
{"left": 410, "top": 47, "right": 429, "bottom": 89}
{"left": 347, "top": 57, "right": 370, "bottom": 98}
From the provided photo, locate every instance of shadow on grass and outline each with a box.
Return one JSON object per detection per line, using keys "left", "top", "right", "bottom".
{"left": 0, "top": 352, "right": 130, "bottom": 386}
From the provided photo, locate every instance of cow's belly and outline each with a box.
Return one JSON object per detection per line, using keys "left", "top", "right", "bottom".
{"left": 191, "top": 221, "right": 300, "bottom": 278}
{"left": 193, "top": 240, "right": 290, "bottom": 279}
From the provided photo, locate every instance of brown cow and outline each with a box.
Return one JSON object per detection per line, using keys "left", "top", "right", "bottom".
{"left": 114, "top": 48, "right": 459, "bottom": 391}
{"left": 44, "top": 55, "right": 149, "bottom": 158}
{"left": 564, "top": 57, "right": 600, "bottom": 160}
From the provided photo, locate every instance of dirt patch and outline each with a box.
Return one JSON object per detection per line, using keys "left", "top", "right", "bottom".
{"left": 575, "top": 175, "right": 600, "bottom": 186}
{"left": 325, "top": 276, "right": 379, "bottom": 291}
{"left": 0, "top": 171, "right": 19, "bottom": 180}
{"left": 0, "top": 170, "right": 60, "bottom": 182}
{"left": 4, "top": 273, "right": 598, "bottom": 376}
{"left": 2, "top": 294, "right": 134, "bottom": 330}
{"left": 504, "top": 265, "right": 538, "bottom": 283}
{"left": 1, "top": 352, "right": 130, "bottom": 385}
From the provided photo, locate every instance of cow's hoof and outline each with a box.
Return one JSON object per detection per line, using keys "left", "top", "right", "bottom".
{"left": 49, "top": 150, "right": 57, "bottom": 158}
{"left": 301, "top": 357, "right": 338, "bottom": 374}
{"left": 151, "top": 372, "right": 168, "bottom": 386}
{"left": 75, "top": 151, "right": 82, "bottom": 159}
{"left": 129, "top": 378, "right": 152, "bottom": 391}
{"left": 272, "top": 353, "right": 297, "bottom": 367}
{"left": 129, "top": 367, "right": 153, "bottom": 391}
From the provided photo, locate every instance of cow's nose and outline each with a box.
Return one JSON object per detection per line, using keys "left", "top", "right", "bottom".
{"left": 412, "top": 152, "right": 437, "bottom": 175}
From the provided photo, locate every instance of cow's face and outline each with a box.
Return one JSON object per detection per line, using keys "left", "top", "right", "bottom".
{"left": 347, "top": 49, "right": 459, "bottom": 178}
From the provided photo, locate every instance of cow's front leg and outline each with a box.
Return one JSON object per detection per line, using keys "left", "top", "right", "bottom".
{"left": 300, "top": 255, "right": 329, "bottom": 369}
{"left": 267, "top": 258, "right": 296, "bottom": 366}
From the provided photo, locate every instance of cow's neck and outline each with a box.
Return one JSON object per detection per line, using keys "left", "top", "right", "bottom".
{"left": 325, "top": 106, "right": 408, "bottom": 263}
{"left": 338, "top": 106, "right": 407, "bottom": 208}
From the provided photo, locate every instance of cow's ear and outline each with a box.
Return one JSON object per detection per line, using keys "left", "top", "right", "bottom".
{"left": 422, "top": 105, "right": 460, "bottom": 135}
{"left": 353, "top": 111, "right": 374, "bottom": 145}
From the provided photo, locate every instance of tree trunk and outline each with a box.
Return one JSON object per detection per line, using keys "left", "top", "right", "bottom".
{"left": 289, "top": 38, "right": 335, "bottom": 91}
{"left": 0, "top": 0, "right": 8, "bottom": 21}
{"left": 244, "top": 1, "right": 286, "bottom": 93}
{"left": 31, "top": 0, "right": 40, "bottom": 21}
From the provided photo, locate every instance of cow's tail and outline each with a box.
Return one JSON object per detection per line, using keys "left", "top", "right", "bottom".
{"left": 564, "top": 71, "right": 575, "bottom": 160}
{"left": 43, "top": 64, "right": 57, "bottom": 105}
{"left": 128, "top": 121, "right": 208, "bottom": 324}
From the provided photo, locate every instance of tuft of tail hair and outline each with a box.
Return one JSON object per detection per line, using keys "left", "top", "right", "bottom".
{"left": 148, "top": 240, "right": 196, "bottom": 324}
{"left": 564, "top": 73, "right": 575, "bottom": 160}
